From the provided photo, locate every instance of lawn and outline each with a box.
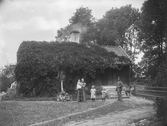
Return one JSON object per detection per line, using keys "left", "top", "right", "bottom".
{"left": 0, "top": 97, "right": 152, "bottom": 126}
{"left": 0, "top": 100, "right": 110, "bottom": 126}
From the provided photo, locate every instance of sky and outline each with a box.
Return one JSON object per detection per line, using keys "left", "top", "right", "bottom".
{"left": 0, "top": 0, "right": 145, "bottom": 68}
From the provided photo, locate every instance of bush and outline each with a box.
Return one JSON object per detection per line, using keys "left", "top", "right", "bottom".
{"left": 155, "top": 98, "right": 167, "bottom": 124}
{"left": 15, "top": 41, "right": 131, "bottom": 97}
{"left": 155, "top": 63, "right": 167, "bottom": 87}
{"left": 0, "top": 76, "right": 11, "bottom": 92}
{"left": 0, "top": 64, "right": 15, "bottom": 92}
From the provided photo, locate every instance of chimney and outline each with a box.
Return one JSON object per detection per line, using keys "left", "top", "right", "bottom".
{"left": 69, "top": 30, "right": 80, "bottom": 43}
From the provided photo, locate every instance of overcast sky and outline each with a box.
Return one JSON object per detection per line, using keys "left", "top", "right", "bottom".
{"left": 0, "top": 0, "right": 145, "bottom": 68}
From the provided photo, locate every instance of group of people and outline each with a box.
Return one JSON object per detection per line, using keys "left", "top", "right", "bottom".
{"left": 76, "top": 78, "right": 86, "bottom": 102}
{"left": 76, "top": 77, "right": 130, "bottom": 102}
{"left": 76, "top": 78, "right": 107, "bottom": 102}
{"left": 90, "top": 85, "right": 107, "bottom": 101}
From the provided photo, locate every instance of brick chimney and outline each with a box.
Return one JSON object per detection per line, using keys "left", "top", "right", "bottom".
{"left": 69, "top": 30, "right": 80, "bottom": 43}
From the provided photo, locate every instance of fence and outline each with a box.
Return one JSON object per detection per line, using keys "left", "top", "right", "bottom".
{"left": 133, "top": 85, "right": 167, "bottom": 125}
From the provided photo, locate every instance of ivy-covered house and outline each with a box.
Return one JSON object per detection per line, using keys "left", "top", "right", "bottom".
{"left": 15, "top": 30, "right": 132, "bottom": 97}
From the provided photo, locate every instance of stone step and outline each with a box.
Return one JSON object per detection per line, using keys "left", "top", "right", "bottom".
{"left": 102, "top": 86, "right": 130, "bottom": 98}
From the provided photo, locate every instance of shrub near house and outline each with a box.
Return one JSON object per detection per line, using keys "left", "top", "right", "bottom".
{"left": 15, "top": 41, "right": 130, "bottom": 97}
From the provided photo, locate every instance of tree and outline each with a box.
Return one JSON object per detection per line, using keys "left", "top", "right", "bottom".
{"left": 95, "top": 5, "right": 140, "bottom": 47}
{"left": 138, "top": 0, "right": 167, "bottom": 82}
{"left": 69, "top": 6, "right": 95, "bottom": 26}
{"left": 125, "top": 24, "right": 141, "bottom": 61}
{"left": 0, "top": 64, "right": 15, "bottom": 92}
{"left": 56, "top": 6, "right": 96, "bottom": 43}
{"left": 56, "top": 5, "right": 141, "bottom": 51}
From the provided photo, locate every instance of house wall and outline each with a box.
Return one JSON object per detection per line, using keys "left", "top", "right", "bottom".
{"left": 94, "top": 65, "right": 130, "bottom": 86}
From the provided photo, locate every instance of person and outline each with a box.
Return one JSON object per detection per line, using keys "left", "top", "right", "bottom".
{"left": 76, "top": 79, "right": 83, "bottom": 102}
{"left": 101, "top": 88, "right": 107, "bottom": 101}
{"left": 65, "top": 93, "right": 71, "bottom": 101}
{"left": 57, "top": 91, "right": 66, "bottom": 101}
{"left": 90, "top": 85, "right": 96, "bottom": 101}
{"left": 116, "top": 77, "right": 124, "bottom": 101}
{"left": 81, "top": 78, "right": 86, "bottom": 102}
{"left": 76, "top": 78, "right": 86, "bottom": 102}
{"left": 125, "top": 85, "right": 131, "bottom": 96}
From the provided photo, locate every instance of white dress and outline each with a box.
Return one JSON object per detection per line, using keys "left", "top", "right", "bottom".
{"left": 90, "top": 88, "right": 96, "bottom": 99}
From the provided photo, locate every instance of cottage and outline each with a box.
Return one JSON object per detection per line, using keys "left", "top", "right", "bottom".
{"left": 16, "top": 30, "right": 132, "bottom": 97}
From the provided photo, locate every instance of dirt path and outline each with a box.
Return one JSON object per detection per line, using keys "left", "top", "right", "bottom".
{"left": 65, "top": 106, "right": 155, "bottom": 126}
{"left": 65, "top": 97, "right": 155, "bottom": 126}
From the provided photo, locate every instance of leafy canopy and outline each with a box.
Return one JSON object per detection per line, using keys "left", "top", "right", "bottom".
{"left": 138, "top": 0, "right": 167, "bottom": 80}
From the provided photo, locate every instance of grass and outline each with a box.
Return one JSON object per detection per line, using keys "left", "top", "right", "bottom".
{"left": 0, "top": 99, "right": 110, "bottom": 126}
{"left": 0, "top": 97, "right": 152, "bottom": 126}
{"left": 46, "top": 100, "right": 151, "bottom": 126}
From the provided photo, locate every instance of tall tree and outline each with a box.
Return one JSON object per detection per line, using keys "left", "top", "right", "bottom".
{"left": 138, "top": 0, "right": 167, "bottom": 81}
{"left": 95, "top": 5, "right": 140, "bottom": 47}
{"left": 56, "top": 5, "right": 140, "bottom": 49}
{"left": 56, "top": 6, "right": 96, "bottom": 43}
{"left": 125, "top": 24, "right": 141, "bottom": 61}
{"left": 69, "top": 6, "right": 95, "bottom": 26}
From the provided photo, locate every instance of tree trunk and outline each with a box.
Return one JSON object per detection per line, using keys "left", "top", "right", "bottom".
{"left": 61, "top": 80, "right": 64, "bottom": 92}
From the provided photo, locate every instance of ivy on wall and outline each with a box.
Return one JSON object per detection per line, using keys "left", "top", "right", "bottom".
{"left": 15, "top": 41, "right": 131, "bottom": 97}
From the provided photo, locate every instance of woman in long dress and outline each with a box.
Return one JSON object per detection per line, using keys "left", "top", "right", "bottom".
{"left": 77, "top": 79, "right": 82, "bottom": 102}
{"left": 81, "top": 78, "right": 86, "bottom": 102}
{"left": 76, "top": 78, "right": 86, "bottom": 102}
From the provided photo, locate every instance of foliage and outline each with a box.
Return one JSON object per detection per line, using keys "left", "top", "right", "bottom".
{"left": 56, "top": 5, "right": 140, "bottom": 46}
{"left": 15, "top": 41, "right": 131, "bottom": 97}
{"left": 154, "top": 97, "right": 167, "bottom": 122}
{"left": 56, "top": 6, "right": 95, "bottom": 43}
{"left": 0, "top": 64, "right": 15, "bottom": 92}
{"left": 155, "top": 62, "right": 167, "bottom": 87}
{"left": 69, "top": 6, "right": 95, "bottom": 26}
{"left": 138, "top": 0, "right": 167, "bottom": 81}
{"left": 95, "top": 5, "right": 140, "bottom": 46}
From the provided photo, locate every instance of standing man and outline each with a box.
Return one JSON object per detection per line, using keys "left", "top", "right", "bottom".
{"left": 116, "top": 77, "right": 124, "bottom": 101}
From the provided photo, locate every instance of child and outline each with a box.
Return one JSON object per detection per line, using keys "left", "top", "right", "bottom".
{"left": 101, "top": 88, "right": 107, "bottom": 101}
{"left": 125, "top": 85, "right": 131, "bottom": 96}
{"left": 90, "top": 85, "right": 96, "bottom": 101}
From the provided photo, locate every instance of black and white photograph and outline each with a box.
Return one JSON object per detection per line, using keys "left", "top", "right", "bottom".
{"left": 0, "top": 0, "right": 167, "bottom": 125}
